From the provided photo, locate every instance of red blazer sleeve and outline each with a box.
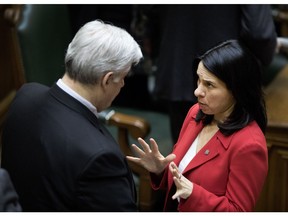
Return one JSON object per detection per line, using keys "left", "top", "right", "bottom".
{"left": 178, "top": 123, "right": 268, "bottom": 211}
{"left": 150, "top": 105, "right": 198, "bottom": 190}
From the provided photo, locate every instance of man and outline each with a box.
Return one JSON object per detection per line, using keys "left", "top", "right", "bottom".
{"left": 1, "top": 20, "right": 143, "bottom": 211}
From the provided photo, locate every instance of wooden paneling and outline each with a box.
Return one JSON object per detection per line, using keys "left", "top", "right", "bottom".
{"left": 273, "top": 7, "right": 288, "bottom": 37}
{"left": 0, "top": 5, "right": 25, "bottom": 98}
{"left": 255, "top": 65, "right": 288, "bottom": 211}
{"left": 0, "top": 5, "right": 25, "bottom": 157}
{"left": 0, "top": 5, "right": 25, "bottom": 119}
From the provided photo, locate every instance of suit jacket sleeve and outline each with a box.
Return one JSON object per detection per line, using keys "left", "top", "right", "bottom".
{"left": 0, "top": 169, "right": 22, "bottom": 212}
{"left": 75, "top": 150, "right": 137, "bottom": 211}
{"left": 240, "top": 5, "right": 277, "bottom": 65}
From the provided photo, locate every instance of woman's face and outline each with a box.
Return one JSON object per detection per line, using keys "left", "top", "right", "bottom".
{"left": 194, "top": 61, "right": 236, "bottom": 122}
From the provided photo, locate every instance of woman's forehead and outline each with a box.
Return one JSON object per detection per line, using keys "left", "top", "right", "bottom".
{"left": 197, "top": 62, "right": 216, "bottom": 80}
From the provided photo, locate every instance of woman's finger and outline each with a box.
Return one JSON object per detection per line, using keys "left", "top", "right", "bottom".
{"left": 149, "top": 138, "right": 159, "bottom": 153}
{"left": 130, "top": 143, "right": 145, "bottom": 157}
{"left": 172, "top": 177, "right": 181, "bottom": 199}
{"left": 126, "top": 156, "right": 141, "bottom": 164}
{"left": 170, "top": 161, "right": 179, "bottom": 171}
{"left": 137, "top": 137, "right": 152, "bottom": 153}
{"left": 164, "top": 154, "right": 177, "bottom": 164}
{"left": 169, "top": 162, "right": 183, "bottom": 185}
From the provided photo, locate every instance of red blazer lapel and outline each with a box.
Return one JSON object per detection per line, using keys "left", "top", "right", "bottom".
{"left": 173, "top": 121, "right": 202, "bottom": 166}
{"left": 182, "top": 131, "right": 234, "bottom": 175}
{"left": 168, "top": 118, "right": 202, "bottom": 190}
{"left": 183, "top": 133, "right": 221, "bottom": 173}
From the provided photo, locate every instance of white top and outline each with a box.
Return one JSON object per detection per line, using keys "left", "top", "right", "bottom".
{"left": 177, "top": 135, "right": 199, "bottom": 202}
{"left": 56, "top": 79, "right": 99, "bottom": 117}
{"left": 178, "top": 134, "right": 199, "bottom": 173}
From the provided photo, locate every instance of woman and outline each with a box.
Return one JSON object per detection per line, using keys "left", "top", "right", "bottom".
{"left": 127, "top": 40, "right": 268, "bottom": 211}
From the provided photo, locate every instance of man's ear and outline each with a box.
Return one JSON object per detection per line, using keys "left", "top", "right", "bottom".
{"left": 101, "top": 71, "right": 114, "bottom": 88}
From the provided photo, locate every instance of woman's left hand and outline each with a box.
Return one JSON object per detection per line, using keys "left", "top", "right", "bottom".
{"left": 169, "top": 162, "right": 193, "bottom": 200}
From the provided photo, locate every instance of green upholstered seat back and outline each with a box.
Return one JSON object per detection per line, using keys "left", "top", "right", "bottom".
{"left": 18, "top": 5, "right": 73, "bottom": 86}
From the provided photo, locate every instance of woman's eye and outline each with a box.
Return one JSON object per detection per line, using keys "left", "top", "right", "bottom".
{"left": 206, "top": 81, "right": 214, "bottom": 88}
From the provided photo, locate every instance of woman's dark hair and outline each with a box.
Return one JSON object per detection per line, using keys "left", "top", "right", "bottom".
{"left": 193, "top": 39, "right": 267, "bottom": 135}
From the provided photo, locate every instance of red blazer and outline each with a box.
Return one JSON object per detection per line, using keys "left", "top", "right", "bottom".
{"left": 151, "top": 104, "right": 268, "bottom": 211}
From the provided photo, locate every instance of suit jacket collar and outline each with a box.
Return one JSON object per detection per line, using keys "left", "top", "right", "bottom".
{"left": 49, "top": 84, "right": 101, "bottom": 130}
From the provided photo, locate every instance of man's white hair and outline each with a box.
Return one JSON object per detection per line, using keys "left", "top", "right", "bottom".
{"left": 65, "top": 20, "right": 143, "bottom": 84}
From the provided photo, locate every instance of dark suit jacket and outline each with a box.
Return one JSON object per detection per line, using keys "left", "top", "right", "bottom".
{"left": 1, "top": 83, "right": 137, "bottom": 211}
{"left": 0, "top": 168, "right": 22, "bottom": 211}
{"left": 154, "top": 5, "right": 277, "bottom": 102}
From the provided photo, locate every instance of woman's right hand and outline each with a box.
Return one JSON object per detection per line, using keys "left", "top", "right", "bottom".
{"left": 126, "top": 137, "right": 176, "bottom": 175}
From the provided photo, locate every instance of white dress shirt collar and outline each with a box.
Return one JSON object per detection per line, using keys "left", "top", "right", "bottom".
{"left": 56, "top": 79, "right": 98, "bottom": 117}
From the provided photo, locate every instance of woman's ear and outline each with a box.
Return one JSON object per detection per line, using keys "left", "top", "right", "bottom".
{"left": 101, "top": 71, "right": 114, "bottom": 88}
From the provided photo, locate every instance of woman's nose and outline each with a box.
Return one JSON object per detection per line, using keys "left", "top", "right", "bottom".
{"left": 194, "top": 86, "right": 204, "bottom": 97}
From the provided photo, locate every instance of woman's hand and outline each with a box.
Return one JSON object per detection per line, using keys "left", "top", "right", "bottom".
{"left": 126, "top": 137, "right": 176, "bottom": 175}
{"left": 169, "top": 162, "right": 193, "bottom": 200}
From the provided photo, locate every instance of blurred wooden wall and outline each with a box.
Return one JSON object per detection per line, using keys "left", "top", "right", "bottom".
{"left": 0, "top": 5, "right": 25, "bottom": 131}
{"left": 0, "top": 5, "right": 25, "bottom": 159}
{"left": 254, "top": 6, "right": 288, "bottom": 211}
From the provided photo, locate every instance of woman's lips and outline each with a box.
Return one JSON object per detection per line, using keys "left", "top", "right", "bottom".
{"left": 198, "top": 101, "right": 207, "bottom": 109}
{"left": 198, "top": 101, "right": 205, "bottom": 106}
